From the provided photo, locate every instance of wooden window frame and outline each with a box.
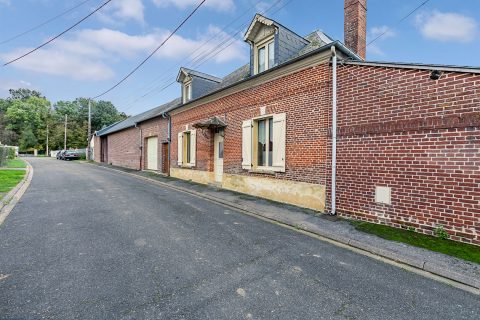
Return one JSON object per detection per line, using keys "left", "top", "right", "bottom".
{"left": 254, "top": 36, "right": 275, "bottom": 75}
{"left": 183, "top": 79, "right": 192, "bottom": 103}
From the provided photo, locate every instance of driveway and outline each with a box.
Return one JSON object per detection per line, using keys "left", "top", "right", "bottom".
{"left": 0, "top": 158, "right": 478, "bottom": 319}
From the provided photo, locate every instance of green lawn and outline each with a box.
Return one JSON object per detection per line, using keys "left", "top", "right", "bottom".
{"left": 5, "top": 158, "right": 27, "bottom": 168}
{"left": 0, "top": 170, "right": 26, "bottom": 193}
{"left": 350, "top": 221, "right": 480, "bottom": 264}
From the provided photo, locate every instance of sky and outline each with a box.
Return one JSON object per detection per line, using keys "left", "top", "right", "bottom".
{"left": 0, "top": 0, "right": 479, "bottom": 116}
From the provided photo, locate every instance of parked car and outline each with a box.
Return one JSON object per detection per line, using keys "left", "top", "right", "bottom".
{"left": 63, "top": 150, "right": 79, "bottom": 161}
{"left": 56, "top": 150, "right": 65, "bottom": 160}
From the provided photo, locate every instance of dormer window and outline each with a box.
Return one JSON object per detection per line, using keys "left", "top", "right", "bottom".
{"left": 257, "top": 39, "right": 274, "bottom": 73}
{"left": 183, "top": 80, "right": 192, "bottom": 103}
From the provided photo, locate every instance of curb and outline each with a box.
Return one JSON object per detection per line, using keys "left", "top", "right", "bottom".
{"left": 0, "top": 161, "right": 33, "bottom": 226}
{"left": 87, "top": 163, "right": 480, "bottom": 294}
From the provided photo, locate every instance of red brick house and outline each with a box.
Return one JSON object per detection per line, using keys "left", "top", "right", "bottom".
{"left": 96, "top": 0, "right": 479, "bottom": 244}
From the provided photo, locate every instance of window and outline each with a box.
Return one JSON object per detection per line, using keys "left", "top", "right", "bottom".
{"left": 177, "top": 130, "right": 196, "bottom": 167}
{"left": 184, "top": 131, "right": 191, "bottom": 163}
{"left": 183, "top": 81, "right": 192, "bottom": 103}
{"left": 218, "top": 141, "right": 224, "bottom": 159}
{"left": 257, "top": 118, "right": 273, "bottom": 167}
{"left": 255, "top": 39, "right": 275, "bottom": 74}
{"left": 242, "top": 113, "right": 286, "bottom": 172}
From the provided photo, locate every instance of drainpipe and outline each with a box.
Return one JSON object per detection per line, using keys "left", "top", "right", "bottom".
{"left": 135, "top": 122, "right": 143, "bottom": 170}
{"left": 162, "top": 112, "right": 171, "bottom": 176}
{"left": 331, "top": 45, "right": 337, "bottom": 215}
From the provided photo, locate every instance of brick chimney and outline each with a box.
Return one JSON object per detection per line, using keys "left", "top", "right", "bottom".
{"left": 344, "top": 0, "right": 367, "bottom": 60}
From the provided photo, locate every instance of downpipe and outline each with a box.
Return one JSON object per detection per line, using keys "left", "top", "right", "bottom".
{"left": 330, "top": 46, "right": 337, "bottom": 215}
{"left": 162, "top": 112, "right": 171, "bottom": 176}
{"left": 135, "top": 122, "right": 143, "bottom": 171}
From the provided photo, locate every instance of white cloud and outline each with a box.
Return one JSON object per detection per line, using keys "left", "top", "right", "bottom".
{"left": 367, "top": 44, "right": 384, "bottom": 56}
{"left": 1, "top": 47, "right": 115, "bottom": 80}
{"left": 369, "top": 26, "right": 395, "bottom": 39}
{"left": 152, "top": 0, "right": 235, "bottom": 12}
{"left": 415, "top": 11, "right": 478, "bottom": 43}
{"left": 153, "top": 25, "right": 246, "bottom": 63}
{"left": 0, "top": 25, "right": 246, "bottom": 81}
{"left": 366, "top": 26, "right": 396, "bottom": 57}
{"left": 97, "top": 0, "right": 145, "bottom": 24}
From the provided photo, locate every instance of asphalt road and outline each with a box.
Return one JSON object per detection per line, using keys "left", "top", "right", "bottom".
{"left": 0, "top": 158, "right": 478, "bottom": 320}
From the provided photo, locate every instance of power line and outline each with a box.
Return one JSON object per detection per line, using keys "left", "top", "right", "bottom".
{"left": 114, "top": 0, "right": 260, "bottom": 105}
{"left": 3, "top": 0, "right": 112, "bottom": 66}
{"left": 366, "top": 0, "right": 431, "bottom": 48}
{"left": 92, "top": 0, "right": 207, "bottom": 100}
{"left": 118, "top": 0, "right": 292, "bottom": 113}
{"left": 0, "top": 0, "right": 92, "bottom": 45}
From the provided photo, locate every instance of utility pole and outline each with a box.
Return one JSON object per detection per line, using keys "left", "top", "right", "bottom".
{"left": 87, "top": 99, "right": 92, "bottom": 160}
{"left": 46, "top": 123, "right": 49, "bottom": 157}
{"left": 64, "top": 114, "right": 67, "bottom": 150}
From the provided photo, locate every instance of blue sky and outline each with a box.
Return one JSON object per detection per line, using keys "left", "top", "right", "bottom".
{"left": 0, "top": 0, "right": 479, "bottom": 115}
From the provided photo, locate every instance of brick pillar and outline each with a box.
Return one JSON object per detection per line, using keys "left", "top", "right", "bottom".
{"left": 344, "top": 0, "right": 367, "bottom": 60}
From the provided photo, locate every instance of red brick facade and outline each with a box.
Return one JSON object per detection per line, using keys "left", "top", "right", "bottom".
{"left": 171, "top": 63, "right": 331, "bottom": 185}
{"left": 95, "top": 117, "right": 169, "bottom": 171}
{"left": 171, "top": 62, "right": 479, "bottom": 244}
{"left": 334, "top": 64, "right": 480, "bottom": 244}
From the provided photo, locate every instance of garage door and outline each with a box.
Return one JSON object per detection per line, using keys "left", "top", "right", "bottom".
{"left": 146, "top": 137, "right": 158, "bottom": 170}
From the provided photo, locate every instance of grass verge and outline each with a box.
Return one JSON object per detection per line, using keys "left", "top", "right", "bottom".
{"left": 0, "top": 170, "right": 26, "bottom": 193}
{"left": 5, "top": 158, "right": 27, "bottom": 168}
{"left": 350, "top": 221, "right": 480, "bottom": 264}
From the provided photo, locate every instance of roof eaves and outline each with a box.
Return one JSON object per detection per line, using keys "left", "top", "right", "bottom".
{"left": 343, "top": 60, "right": 480, "bottom": 74}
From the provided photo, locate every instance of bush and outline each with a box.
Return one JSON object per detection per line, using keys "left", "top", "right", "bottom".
{"left": 0, "top": 146, "right": 18, "bottom": 166}
{"left": 7, "top": 147, "right": 15, "bottom": 159}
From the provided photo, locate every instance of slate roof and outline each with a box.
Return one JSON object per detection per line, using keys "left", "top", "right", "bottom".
{"left": 96, "top": 18, "right": 353, "bottom": 137}
{"left": 177, "top": 67, "right": 222, "bottom": 83}
{"left": 96, "top": 98, "right": 181, "bottom": 136}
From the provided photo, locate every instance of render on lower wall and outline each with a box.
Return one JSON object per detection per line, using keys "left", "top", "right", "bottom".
{"left": 171, "top": 167, "right": 326, "bottom": 212}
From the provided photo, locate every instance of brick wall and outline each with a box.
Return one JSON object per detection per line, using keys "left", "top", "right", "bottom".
{"left": 171, "top": 63, "right": 332, "bottom": 185}
{"left": 94, "top": 117, "right": 169, "bottom": 171}
{"left": 140, "top": 117, "right": 169, "bottom": 171}
{"left": 106, "top": 127, "right": 140, "bottom": 169}
{"left": 334, "top": 64, "right": 480, "bottom": 244}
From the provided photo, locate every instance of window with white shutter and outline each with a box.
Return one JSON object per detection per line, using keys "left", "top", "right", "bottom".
{"left": 246, "top": 113, "right": 286, "bottom": 172}
{"left": 178, "top": 130, "right": 196, "bottom": 167}
{"left": 242, "top": 120, "right": 252, "bottom": 169}
{"left": 189, "top": 129, "right": 196, "bottom": 166}
{"left": 177, "top": 132, "right": 183, "bottom": 165}
{"left": 272, "top": 113, "right": 286, "bottom": 172}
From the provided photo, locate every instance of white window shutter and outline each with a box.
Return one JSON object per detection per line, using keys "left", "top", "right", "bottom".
{"left": 177, "top": 132, "right": 183, "bottom": 165}
{"left": 272, "top": 113, "right": 286, "bottom": 172}
{"left": 242, "top": 119, "right": 252, "bottom": 169}
{"left": 189, "top": 129, "right": 196, "bottom": 166}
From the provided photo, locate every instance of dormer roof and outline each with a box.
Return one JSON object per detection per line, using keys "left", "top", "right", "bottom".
{"left": 244, "top": 14, "right": 277, "bottom": 42}
{"left": 176, "top": 67, "right": 222, "bottom": 83}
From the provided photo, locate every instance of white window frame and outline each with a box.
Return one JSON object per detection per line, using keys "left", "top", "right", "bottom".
{"left": 242, "top": 113, "right": 286, "bottom": 173}
{"left": 254, "top": 36, "right": 275, "bottom": 75}
{"left": 183, "top": 80, "right": 192, "bottom": 103}
{"left": 254, "top": 116, "right": 274, "bottom": 170}
{"left": 177, "top": 129, "right": 196, "bottom": 167}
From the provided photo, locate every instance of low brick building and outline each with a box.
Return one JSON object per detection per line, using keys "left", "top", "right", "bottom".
{"left": 95, "top": 99, "right": 180, "bottom": 172}
{"left": 95, "top": 1, "right": 479, "bottom": 244}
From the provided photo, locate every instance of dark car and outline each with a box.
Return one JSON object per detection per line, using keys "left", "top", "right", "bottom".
{"left": 56, "top": 150, "right": 65, "bottom": 159}
{"left": 63, "top": 150, "right": 79, "bottom": 161}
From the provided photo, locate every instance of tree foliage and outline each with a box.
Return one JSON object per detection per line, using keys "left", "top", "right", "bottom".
{"left": 0, "top": 89, "right": 127, "bottom": 152}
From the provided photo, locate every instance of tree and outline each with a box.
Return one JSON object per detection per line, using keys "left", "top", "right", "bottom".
{"left": 4, "top": 96, "right": 50, "bottom": 150}
{"left": 8, "top": 88, "right": 43, "bottom": 100}
{"left": 19, "top": 127, "right": 37, "bottom": 150}
{"left": 0, "top": 88, "right": 126, "bottom": 151}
